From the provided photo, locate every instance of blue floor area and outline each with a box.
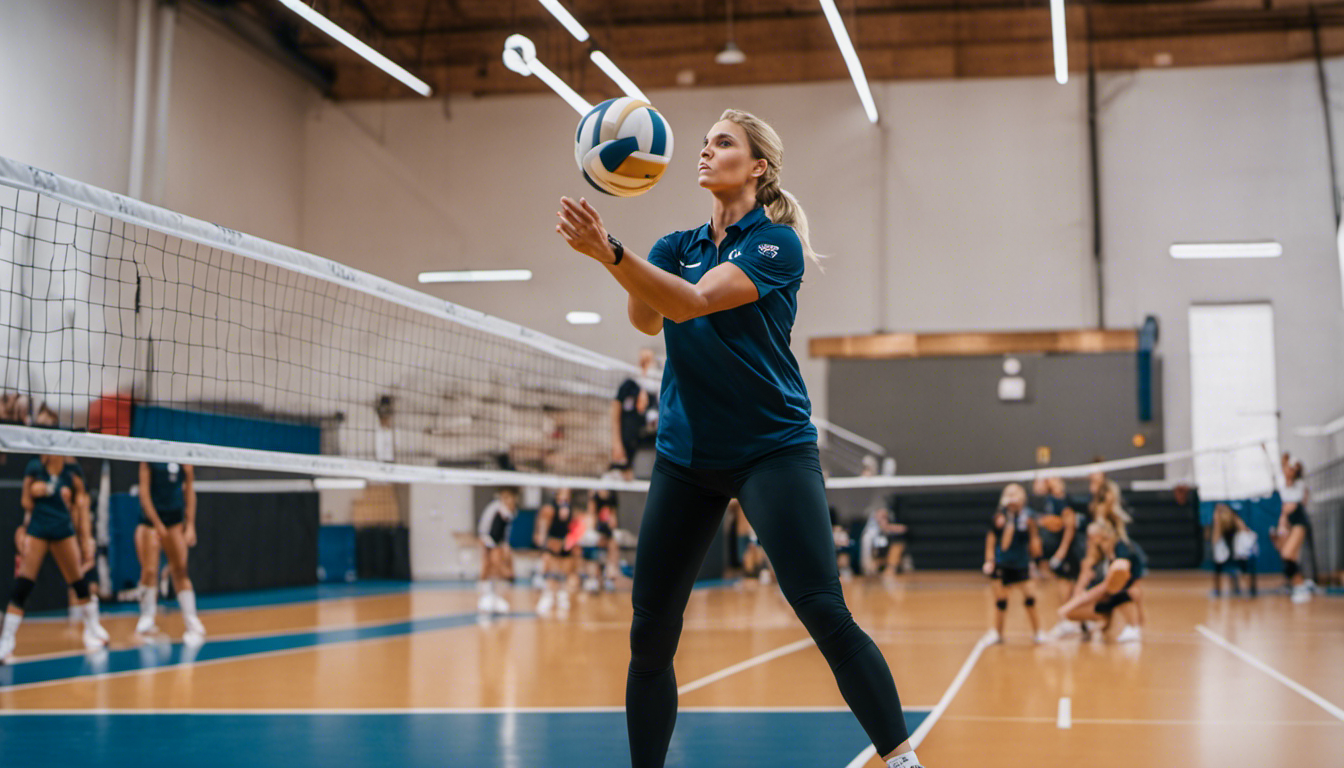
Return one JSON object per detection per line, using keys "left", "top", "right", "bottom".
{"left": 30, "top": 580, "right": 447, "bottom": 618}
{"left": 0, "top": 710, "right": 929, "bottom": 767}
{"left": 0, "top": 610, "right": 498, "bottom": 688}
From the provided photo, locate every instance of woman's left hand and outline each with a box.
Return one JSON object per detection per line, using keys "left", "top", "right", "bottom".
{"left": 185, "top": 525, "right": 197, "bottom": 547}
{"left": 555, "top": 197, "right": 617, "bottom": 264}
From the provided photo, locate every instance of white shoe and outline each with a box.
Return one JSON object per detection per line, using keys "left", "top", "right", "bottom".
{"left": 1033, "top": 631, "right": 1048, "bottom": 644}
{"left": 556, "top": 590, "right": 570, "bottom": 611}
{"left": 985, "top": 630, "right": 1003, "bottom": 645}
{"left": 604, "top": 578, "right": 616, "bottom": 592}
{"left": 135, "top": 615, "right": 158, "bottom": 636}
{"left": 536, "top": 591, "right": 554, "bottom": 615}
{"left": 583, "top": 577, "right": 599, "bottom": 594}
{"left": 758, "top": 570, "right": 772, "bottom": 585}
{"left": 1116, "top": 626, "right": 1142, "bottom": 643}
{"left": 1050, "top": 620, "right": 1082, "bottom": 639}
{"left": 0, "top": 634, "right": 15, "bottom": 663}
{"left": 1291, "top": 586, "right": 1312, "bottom": 604}
{"left": 82, "top": 626, "right": 107, "bottom": 650}
{"left": 531, "top": 573, "right": 546, "bottom": 589}
{"left": 184, "top": 615, "right": 206, "bottom": 637}
{"left": 183, "top": 629, "right": 206, "bottom": 646}
{"left": 477, "top": 594, "right": 493, "bottom": 613}
{"left": 490, "top": 594, "right": 510, "bottom": 614}
{"left": 88, "top": 620, "right": 110, "bottom": 644}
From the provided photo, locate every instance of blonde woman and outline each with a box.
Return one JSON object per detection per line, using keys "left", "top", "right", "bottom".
{"left": 555, "top": 110, "right": 922, "bottom": 768}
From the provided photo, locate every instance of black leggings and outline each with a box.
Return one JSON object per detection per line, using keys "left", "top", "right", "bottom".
{"left": 627, "top": 445, "right": 909, "bottom": 767}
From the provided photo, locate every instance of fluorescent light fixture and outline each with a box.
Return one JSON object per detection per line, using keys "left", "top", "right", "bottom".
{"left": 312, "top": 477, "right": 368, "bottom": 491}
{"left": 419, "top": 269, "right": 534, "bottom": 283}
{"left": 276, "top": 0, "right": 431, "bottom": 97}
{"left": 1050, "top": 0, "right": 1068, "bottom": 84}
{"left": 1169, "top": 242, "right": 1283, "bottom": 259}
{"left": 503, "top": 34, "right": 593, "bottom": 115}
{"left": 536, "top": 0, "right": 590, "bottom": 42}
{"left": 566, "top": 311, "right": 602, "bottom": 324}
{"left": 818, "top": 0, "right": 879, "bottom": 124}
{"left": 590, "top": 50, "right": 648, "bottom": 102}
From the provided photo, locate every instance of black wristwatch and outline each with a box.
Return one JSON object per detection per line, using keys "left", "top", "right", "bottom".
{"left": 606, "top": 234, "right": 624, "bottom": 265}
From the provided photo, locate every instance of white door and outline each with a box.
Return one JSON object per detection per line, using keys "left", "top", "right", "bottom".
{"left": 1188, "top": 304, "right": 1279, "bottom": 499}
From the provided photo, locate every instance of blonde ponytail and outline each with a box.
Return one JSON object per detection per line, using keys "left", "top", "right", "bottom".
{"left": 720, "top": 109, "right": 824, "bottom": 267}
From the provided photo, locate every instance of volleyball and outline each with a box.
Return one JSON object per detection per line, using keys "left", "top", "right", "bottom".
{"left": 574, "top": 97, "right": 673, "bottom": 197}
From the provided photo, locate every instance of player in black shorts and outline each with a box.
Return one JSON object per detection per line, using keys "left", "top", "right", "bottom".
{"left": 1033, "top": 476, "right": 1090, "bottom": 637}
{"left": 982, "top": 483, "right": 1043, "bottom": 644}
{"left": 610, "top": 350, "right": 658, "bottom": 481}
{"left": 536, "top": 487, "right": 578, "bottom": 614}
{"left": 1, "top": 454, "right": 109, "bottom": 662}
{"left": 61, "top": 457, "right": 97, "bottom": 626}
{"left": 477, "top": 487, "right": 518, "bottom": 615}
{"left": 136, "top": 462, "right": 204, "bottom": 641}
{"left": 1059, "top": 519, "right": 1145, "bottom": 642}
{"left": 1275, "top": 454, "right": 1312, "bottom": 603}
{"left": 1210, "top": 503, "right": 1256, "bottom": 597}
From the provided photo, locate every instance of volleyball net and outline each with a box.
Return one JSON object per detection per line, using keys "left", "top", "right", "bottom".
{"left": 0, "top": 155, "right": 643, "bottom": 490}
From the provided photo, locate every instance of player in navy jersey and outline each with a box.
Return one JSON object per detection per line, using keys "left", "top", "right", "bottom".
{"left": 535, "top": 487, "right": 578, "bottom": 614}
{"left": 1059, "top": 519, "right": 1145, "bottom": 643}
{"left": 136, "top": 462, "right": 204, "bottom": 641}
{"left": 555, "top": 109, "right": 922, "bottom": 768}
{"left": 982, "top": 483, "right": 1044, "bottom": 644}
{"left": 1, "top": 454, "right": 109, "bottom": 662}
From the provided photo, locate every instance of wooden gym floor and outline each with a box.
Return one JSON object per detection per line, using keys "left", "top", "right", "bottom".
{"left": 0, "top": 572, "right": 1340, "bottom": 767}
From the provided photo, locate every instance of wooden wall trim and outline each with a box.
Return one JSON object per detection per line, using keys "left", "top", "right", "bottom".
{"left": 809, "top": 329, "right": 1139, "bottom": 358}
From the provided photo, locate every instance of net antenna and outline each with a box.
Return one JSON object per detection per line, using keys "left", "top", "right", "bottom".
{"left": 0, "top": 155, "right": 643, "bottom": 491}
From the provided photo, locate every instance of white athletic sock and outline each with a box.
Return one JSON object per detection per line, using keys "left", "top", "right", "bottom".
{"left": 479, "top": 580, "right": 494, "bottom": 595}
{"left": 140, "top": 585, "right": 158, "bottom": 619}
{"left": 887, "top": 751, "right": 922, "bottom": 768}
{"left": 1, "top": 611, "right": 21, "bottom": 641}
{"left": 178, "top": 590, "right": 197, "bottom": 620}
{"left": 82, "top": 599, "right": 101, "bottom": 627}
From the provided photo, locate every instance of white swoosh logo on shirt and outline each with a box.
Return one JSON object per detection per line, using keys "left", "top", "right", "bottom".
{"left": 679, "top": 261, "right": 702, "bottom": 269}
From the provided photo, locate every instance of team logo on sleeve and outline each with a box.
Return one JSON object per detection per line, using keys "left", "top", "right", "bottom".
{"left": 727, "top": 249, "right": 741, "bottom": 260}
{"left": 757, "top": 244, "right": 779, "bottom": 258}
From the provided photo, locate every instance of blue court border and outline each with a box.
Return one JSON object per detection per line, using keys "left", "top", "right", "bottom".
{"left": 0, "top": 710, "right": 929, "bottom": 768}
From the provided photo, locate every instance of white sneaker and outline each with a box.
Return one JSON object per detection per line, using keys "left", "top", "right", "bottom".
{"left": 82, "top": 625, "right": 107, "bottom": 650}
{"left": 583, "top": 577, "right": 599, "bottom": 594}
{"left": 490, "top": 594, "right": 510, "bottom": 614}
{"left": 184, "top": 615, "right": 206, "bottom": 637}
{"left": 1033, "top": 631, "right": 1048, "bottom": 644}
{"left": 531, "top": 573, "right": 546, "bottom": 590}
{"left": 758, "top": 570, "right": 772, "bottom": 585}
{"left": 985, "top": 630, "right": 1003, "bottom": 645}
{"left": 1291, "top": 586, "right": 1312, "bottom": 604}
{"left": 0, "top": 634, "right": 15, "bottom": 663}
{"left": 604, "top": 578, "right": 616, "bottom": 592}
{"left": 1050, "top": 620, "right": 1082, "bottom": 639}
{"left": 477, "top": 594, "right": 493, "bottom": 613}
{"left": 88, "top": 620, "right": 110, "bottom": 644}
{"left": 556, "top": 590, "right": 570, "bottom": 611}
{"left": 183, "top": 629, "right": 206, "bottom": 647}
{"left": 135, "top": 615, "right": 158, "bottom": 636}
{"left": 1116, "top": 626, "right": 1142, "bottom": 643}
{"left": 536, "top": 591, "right": 554, "bottom": 615}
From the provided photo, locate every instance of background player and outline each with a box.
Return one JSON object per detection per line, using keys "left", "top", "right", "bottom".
{"left": 136, "top": 462, "right": 205, "bottom": 642}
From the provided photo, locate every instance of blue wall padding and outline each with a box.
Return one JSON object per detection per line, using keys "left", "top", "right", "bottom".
{"left": 318, "top": 526, "right": 357, "bottom": 583}
{"left": 132, "top": 406, "right": 320, "bottom": 454}
{"left": 109, "top": 493, "right": 146, "bottom": 591}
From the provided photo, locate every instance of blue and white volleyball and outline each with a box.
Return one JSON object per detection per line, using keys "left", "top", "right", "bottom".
{"left": 574, "top": 97, "right": 673, "bottom": 197}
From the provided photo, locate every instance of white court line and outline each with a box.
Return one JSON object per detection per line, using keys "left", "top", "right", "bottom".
{"left": 944, "top": 714, "right": 1343, "bottom": 726}
{"left": 675, "top": 637, "right": 815, "bottom": 696}
{"left": 843, "top": 631, "right": 995, "bottom": 768}
{"left": 1195, "top": 625, "right": 1344, "bottom": 722}
{"left": 1057, "top": 697, "right": 1071, "bottom": 729}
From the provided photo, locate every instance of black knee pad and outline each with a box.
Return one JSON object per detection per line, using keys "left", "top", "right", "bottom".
{"left": 1284, "top": 560, "right": 1299, "bottom": 579}
{"left": 1024, "top": 596, "right": 1036, "bottom": 608}
{"left": 10, "top": 577, "right": 36, "bottom": 610}
{"left": 628, "top": 611, "right": 682, "bottom": 677}
{"left": 995, "top": 599, "right": 1008, "bottom": 611}
{"left": 71, "top": 576, "right": 91, "bottom": 600}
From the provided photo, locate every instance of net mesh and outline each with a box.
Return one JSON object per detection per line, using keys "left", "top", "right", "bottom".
{"left": 0, "top": 157, "right": 633, "bottom": 482}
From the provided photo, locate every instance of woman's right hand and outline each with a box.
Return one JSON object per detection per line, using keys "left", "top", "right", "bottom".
{"left": 982, "top": 561, "right": 994, "bottom": 576}
{"left": 154, "top": 522, "right": 169, "bottom": 540}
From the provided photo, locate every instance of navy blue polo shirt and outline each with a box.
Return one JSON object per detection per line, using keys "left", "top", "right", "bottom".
{"left": 646, "top": 206, "right": 816, "bottom": 468}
